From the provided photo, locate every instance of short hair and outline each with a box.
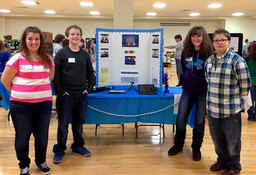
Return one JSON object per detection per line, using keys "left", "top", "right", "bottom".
{"left": 174, "top": 34, "right": 182, "bottom": 40}
{"left": 54, "top": 34, "right": 65, "bottom": 43}
{"left": 245, "top": 39, "right": 248, "bottom": 42}
{"left": 65, "top": 25, "right": 83, "bottom": 37}
{"left": 212, "top": 28, "right": 231, "bottom": 41}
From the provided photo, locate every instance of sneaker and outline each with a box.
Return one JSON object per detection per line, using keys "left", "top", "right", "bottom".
{"left": 37, "top": 162, "right": 51, "bottom": 175}
{"left": 20, "top": 167, "right": 29, "bottom": 175}
{"left": 72, "top": 147, "right": 91, "bottom": 157}
{"left": 210, "top": 162, "right": 227, "bottom": 171}
{"left": 53, "top": 153, "right": 63, "bottom": 163}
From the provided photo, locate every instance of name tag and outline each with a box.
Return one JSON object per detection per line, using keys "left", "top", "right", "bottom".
{"left": 68, "top": 58, "right": 75, "bottom": 63}
{"left": 186, "top": 57, "right": 192, "bottom": 61}
{"left": 207, "top": 63, "right": 212, "bottom": 68}
{"left": 24, "top": 65, "right": 33, "bottom": 70}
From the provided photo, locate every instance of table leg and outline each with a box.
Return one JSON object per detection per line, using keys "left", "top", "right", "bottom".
{"left": 8, "top": 110, "right": 11, "bottom": 121}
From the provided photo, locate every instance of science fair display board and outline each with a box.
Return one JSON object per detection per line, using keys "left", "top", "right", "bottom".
{"left": 95, "top": 28, "right": 163, "bottom": 90}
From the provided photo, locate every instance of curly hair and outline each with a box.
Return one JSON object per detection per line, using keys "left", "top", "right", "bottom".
{"left": 183, "top": 25, "right": 213, "bottom": 58}
{"left": 19, "top": 26, "right": 51, "bottom": 68}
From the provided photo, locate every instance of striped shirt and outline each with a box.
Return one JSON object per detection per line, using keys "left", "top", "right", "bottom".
{"left": 205, "top": 48, "right": 251, "bottom": 118}
{"left": 6, "top": 52, "right": 54, "bottom": 102}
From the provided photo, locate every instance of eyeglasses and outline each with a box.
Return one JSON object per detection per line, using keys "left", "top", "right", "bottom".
{"left": 213, "top": 39, "right": 228, "bottom": 44}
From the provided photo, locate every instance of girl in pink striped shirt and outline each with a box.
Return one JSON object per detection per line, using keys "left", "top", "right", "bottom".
{"left": 1, "top": 26, "right": 54, "bottom": 175}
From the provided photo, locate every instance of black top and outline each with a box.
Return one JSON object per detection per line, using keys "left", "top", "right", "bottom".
{"left": 181, "top": 50, "right": 208, "bottom": 94}
{"left": 53, "top": 46, "right": 95, "bottom": 96}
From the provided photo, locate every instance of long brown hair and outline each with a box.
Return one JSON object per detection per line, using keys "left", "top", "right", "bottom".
{"left": 183, "top": 25, "right": 213, "bottom": 58}
{"left": 248, "top": 43, "right": 256, "bottom": 64}
{"left": 86, "top": 39, "right": 94, "bottom": 54}
{"left": 0, "top": 39, "right": 9, "bottom": 52}
{"left": 19, "top": 26, "right": 51, "bottom": 68}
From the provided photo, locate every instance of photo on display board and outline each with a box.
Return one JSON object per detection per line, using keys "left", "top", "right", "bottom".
{"left": 100, "top": 48, "right": 109, "bottom": 58}
{"left": 100, "top": 34, "right": 109, "bottom": 43}
{"left": 125, "top": 56, "right": 136, "bottom": 65}
{"left": 152, "top": 35, "right": 159, "bottom": 44}
{"left": 152, "top": 49, "right": 159, "bottom": 58}
{"left": 122, "top": 34, "right": 139, "bottom": 47}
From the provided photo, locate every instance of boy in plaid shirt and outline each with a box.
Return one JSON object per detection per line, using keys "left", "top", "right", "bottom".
{"left": 205, "top": 28, "right": 251, "bottom": 175}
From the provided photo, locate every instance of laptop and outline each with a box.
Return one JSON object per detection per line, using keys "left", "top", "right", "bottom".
{"left": 138, "top": 84, "right": 158, "bottom": 95}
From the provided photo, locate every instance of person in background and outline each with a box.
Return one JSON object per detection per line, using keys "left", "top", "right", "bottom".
{"left": 246, "top": 43, "right": 256, "bottom": 121}
{"left": 79, "top": 38, "right": 86, "bottom": 50}
{"left": 168, "top": 26, "right": 213, "bottom": 161}
{"left": 0, "top": 39, "right": 12, "bottom": 74}
{"left": 3, "top": 35, "right": 12, "bottom": 50}
{"left": 248, "top": 40, "right": 256, "bottom": 53}
{"left": 242, "top": 39, "right": 249, "bottom": 58}
{"left": 85, "top": 39, "right": 96, "bottom": 71}
{"left": 53, "top": 34, "right": 65, "bottom": 58}
{"left": 52, "top": 25, "right": 94, "bottom": 163}
{"left": 205, "top": 28, "right": 251, "bottom": 175}
{"left": 62, "top": 38, "right": 69, "bottom": 48}
{"left": 164, "top": 34, "right": 184, "bottom": 86}
{"left": 1, "top": 26, "right": 55, "bottom": 175}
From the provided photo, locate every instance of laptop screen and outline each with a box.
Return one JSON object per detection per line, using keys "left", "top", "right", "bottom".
{"left": 138, "top": 84, "right": 157, "bottom": 95}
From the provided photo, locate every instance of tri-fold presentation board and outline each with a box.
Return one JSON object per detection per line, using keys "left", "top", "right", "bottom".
{"left": 95, "top": 28, "right": 163, "bottom": 90}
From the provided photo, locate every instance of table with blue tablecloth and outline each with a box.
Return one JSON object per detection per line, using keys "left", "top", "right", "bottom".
{"left": 86, "top": 86, "right": 195, "bottom": 136}
{"left": 0, "top": 83, "right": 195, "bottom": 136}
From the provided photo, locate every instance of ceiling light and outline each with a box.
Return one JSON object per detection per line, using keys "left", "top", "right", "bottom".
{"left": 146, "top": 12, "right": 157, "bottom": 16}
{"left": 80, "top": 2, "right": 94, "bottom": 7}
{"left": 89, "top": 11, "right": 100, "bottom": 15}
{"left": 189, "top": 12, "right": 200, "bottom": 16}
{"left": 153, "top": 3, "right": 166, "bottom": 8}
{"left": 232, "top": 12, "right": 244, "bottom": 16}
{"left": 208, "top": 3, "right": 223, "bottom": 8}
{"left": 0, "top": 9, "right": 11, "bottom": 13}
{"left": 20, "top": 1, "right": 38, "bottom": 5}
{"left": 44, "top": 10, "right": 56, "bottom": 14}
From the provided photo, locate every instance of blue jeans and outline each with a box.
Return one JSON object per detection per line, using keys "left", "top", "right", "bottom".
{"left": 176, "top": 59, "right": 183, "bottom": 81}
{"left": 176, "top": 90, "right": 206, "bottom": 139}
{"left": 10, "top": 101, "right": 52, "bottom": 168}
{"left": 53, "top": 93, "right": 88, "bottom": 154}
{"left": 208, "top": 112, "right": 242, "bottom": 171}
{"left": 247, "top": 85, "right": 256, "bottom": 119}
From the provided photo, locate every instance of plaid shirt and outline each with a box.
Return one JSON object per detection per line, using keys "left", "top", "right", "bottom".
{"left": 205, "top": 48, "right": 251, "bottom": 118}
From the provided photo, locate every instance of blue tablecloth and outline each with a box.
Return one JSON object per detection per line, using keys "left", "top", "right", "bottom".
{"left": 0, "top": 83, "right": 195, "bottom": 127}
{"left": 86, "top": 87, "right": 194, "bottom": 127}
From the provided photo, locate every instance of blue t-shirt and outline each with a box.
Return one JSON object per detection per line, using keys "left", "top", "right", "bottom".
{"left": 0, "top": 51, "right": 12, "bottom": 72}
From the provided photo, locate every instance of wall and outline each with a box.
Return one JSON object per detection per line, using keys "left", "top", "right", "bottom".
{"left": 225, "top": 17, "right": 256, "bottom": 42}
{"left": 3, "top": 16, "right": 113, "bottom": 40}
{"left": 134, "top": 19, "right": 224, "bottom": 46}
{"left": 1, "top": 16, "right": 255, "bottom": 44}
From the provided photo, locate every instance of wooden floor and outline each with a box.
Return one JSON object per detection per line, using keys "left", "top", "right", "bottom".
{"left": 1, "top": 65, "right": 256, "bottom": 175}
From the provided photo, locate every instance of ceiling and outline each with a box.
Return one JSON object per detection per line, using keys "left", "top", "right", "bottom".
{"left": 0, "top": 0, "right": 256, "bottom": 19}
